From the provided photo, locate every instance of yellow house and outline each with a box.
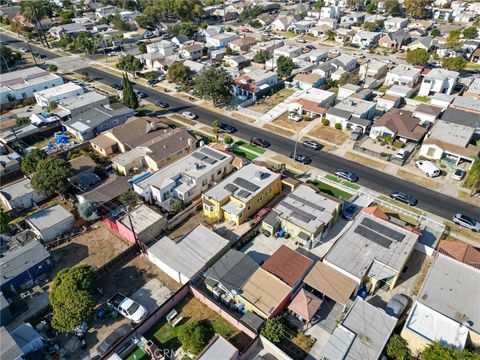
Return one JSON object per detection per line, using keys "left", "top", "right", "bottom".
{"left": 202, "top": 164, "right": 282, "bottom": 226}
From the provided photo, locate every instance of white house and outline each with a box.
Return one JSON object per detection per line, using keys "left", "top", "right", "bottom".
{"left": 385, "top": 64, "right": 422, "bottom": 87}
{"left": 26, "top": 204, "right": 75, "bottom": 242}
{"left": 133, "top": 146, "right": 232, "bottom": 205}
{"left": 326, "top": 98, "right": 376, "bottom": 131}
{"left": 271, "top": 16, "right": 295, "bottom": 31}
{"left": 288, "top": 88, "right": 336, "bottom": 118}
{"left": 320, "top": 5, "right": 341, "bottom": 19}
{"left": 205, "top": 32, "right": 239, "bottom": 49}
{"left": 0, "top": 178, "right": 46, "bottom": 213}
{"left": 273, "top": 45, "right": 303, "bottom": 60}
{"left": 352, "top": 31, "right": 381, "bottom": 49}
{"left": 232, "top": 69, "right": 278, "bottom": 101}
{"left": 34, "top": 82, "right": 84, "bottom": 107}
{"left": 146, "top": 40, "right": 175, "bottom": 57}
{"left": 384, "top": 17, "right": 408, "bottom": 31}
{"left": 418, "top": 68, "right": 459, "bottom": 97}
{"left": 0, "top": 67, "right": 64, "bottom": 103}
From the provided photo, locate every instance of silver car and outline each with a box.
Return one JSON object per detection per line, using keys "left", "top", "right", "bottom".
{"left": 452, "top": 213, "right": 480, "bottom": 232}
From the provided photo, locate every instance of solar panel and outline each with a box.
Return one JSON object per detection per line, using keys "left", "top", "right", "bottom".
{"left": 289, "top": 194, "right": 325, "bottom": 212}
{"left": 354, "top": 225, "right": 392, "bottom": 248}
{"left": 203, "top": 156, "right": 217, "bottom": 165}
{"left": 191, "top": 152, "right": 206, "bottom": 161}
{"left": 361, "top": 218, "right": 405, "bottom": 242}
{"left": 201, "top": 147, "right": 226, "bottom": 160}
{"left": 233, "top": 178, "right": 259, "bottom": 193}
{"left": 224, "top": 183, "right": 238, "bottom": 193}
{"left": 237, "top": 190, "right": 251, "bottom": 199}
{"left": 280, "top": 201, "right": 317, "bottom": 223}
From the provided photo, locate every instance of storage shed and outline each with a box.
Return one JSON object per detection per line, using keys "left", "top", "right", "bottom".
{"left": 26, "top": 204, "right": 75, "bottom": 242}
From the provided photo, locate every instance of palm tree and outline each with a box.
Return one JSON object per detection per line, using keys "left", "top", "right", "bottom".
{"left": 20, "top": 0, "right": 52, "bottom": 48}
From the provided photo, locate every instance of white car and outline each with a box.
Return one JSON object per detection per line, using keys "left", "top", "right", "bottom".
{"left": 18, "top": 47, "right": 29, "bottom": 53}
{"left": 451, "top": 168, "right": 466, "bottom": 181}
{"left": 394, "top": 148, "right": 408, "bottom": 160}
{"left": 288, "top": 112, "right": 302, "bottom": 122}
{"left": 329, "top": 49, "right": 340, "bottom": 55}
{"left": 182, "top": 111, "right": 197, "bottom": 120}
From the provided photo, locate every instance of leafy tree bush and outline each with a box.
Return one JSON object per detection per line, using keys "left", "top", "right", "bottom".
{"left": 0, "top": 45, "right": 22, "bottom": 70}
{"left": 121, "top": 73, "right": 139, "bottom": 109}
{"left": 21, "top": 148, "right": 47, "bottom": 174}
{"left": 338, "top": 73, "right": 360, "bottom": 86}
{"left": 50, "top": 265, "right": 96, "bottom": 333}
{"left": 111, "top": 13, "right": 130, "bottom": 31}
{"left": 254, "top": 49, "right": 269, "bottom": 64}
{"left": 225, "top": 46, "right": 233, "bottom": 56}
{"left": 442, "top": 56, "right": 467, "bottom": 72}
{"left": 16, "top": 117, "right": 30, "bottom": 126}
{"left": 422, "top": 342, "right": 479, "bottom": 360}
{"left": 31, "top": 157, "right": 71, "bottom": 196}
{"left": 384, "top": 0, "right": 401, "bottom": 15}
{"left": 446, "top": 29, "right": 462, "bottom": 49}
{"left": 322, "top": 118, "right": 330, "bottom": 126}
{"left": 334, "top": 123, "right": 342, "bottom": 130}
{"left": 386, "top": 335, "right": 412, "bottom": 360}
{"left": 48, "top": 64, "right": 58, "bottom": 72}
{"left": 194, "top": 67, "right": 233, "bottom": 106}
{"left": 326, "top": 29, "right": 336, "bottom": 41}
{"left": 178, "top": 320, "right": 214, "bottom": 354}
{"left": 119, "top": 190, "right": 141, "bottom": 207}
{"left": 223, "top": 135, "right": 233, "bottom": 145}
{"left": 276, "top": 56, "right": 295, "bottom": 78}
{"left": 116, "top": 54, "right": 143, "bottom": 76}
{"left": 404, "top": 0, "right": 429, "bottom": 19}
{"left": 0, "top": 208, "right": 9, "bottom": 234}
{"left": 261, "top": 314, "right": 286, "bottom": 344}
{"left": 77, "top": 201, "right": 99, "bottom": 221}
{"left": 167, "top": 62, "right": 192, "bottom": 83}
{"left": 463, "top": 27, "right": 478, "bottom": 39}
{"left": 172, "top": 22, "right": 198, "bottom": 37}
{"left": 406, "top": 48, "right": 429, "bottom": 65}
{"left": 430, "top": 28, "right": 440, "bottom": 37}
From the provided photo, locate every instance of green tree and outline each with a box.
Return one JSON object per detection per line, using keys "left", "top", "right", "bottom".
{"left": 272, "top": 163, "right": 287, "bottom": 174}
{"left": 403, "top": 0, "right": 429, "bottom": 18}
{"left": 121, "top": 73, "right": 139, "bottom": 109}
{"left": 119, "top": 189, "right": 140, "bottom": 207}
{"left": 111, "top": 13, "right": 130, "bottom": 31}
{"left": 31, "top": 157, "right": 71, "bottom": 196}
{"left": 171, "top": 199, "right": 184, "bottom": 214}
{"left": 313, "top": 1, "right": 325, "bottom": 10}
{"left": 462, "top": 27, "right": 478, "bottom": 40}
{"left": 73, "top": 32, "right": 96, "bottom": 54}
{"left": 139, "top": 42, "right": 147, "bottom": 53}
{"left": 60, "top": 9, "right": 74, "bottom": 22}
{"left": 48, "top": 64, "right": 58, "bottom": 72}
{"left": 442, "top": 56, "right": 467, "bottom": 71}
{"left": 430, "top": 28, "right": 440, "bottom": 37}
{"left": 365, "top": 2, "right": 377, "bottom": 14}
{"left": 386, "top": 335, "right": 412, "bottom": 360}
{"left": 447, "top": 29, "right": 462, "bottom": 49}
{"left": 178, "top": 320, "right": 214, "bottom": 354}
{"left": 254, "top": 49, "right": 269, "bottom": 64}
{"left": 116, "top": 54, "right": 143, "bottom": 76}
{"left": 223, "top": 135, "right": 233, "bottom": 145}
{"left": 225, "top": 46, "right": 233, "bottom": 56}
{"left": 194, "top": 67, "right": 233, "bottom": 106}
{"left": 384, "top": 0, "right": 401, "bottom": 15}
{"left": 326, "top": 29, "right": 336, "bottom": 41}
{"left": 21, "top": 148, "right": 47, "bottom": 174}
{"left": 422, "top": 342, "right": 479, "bottom": 360}
{"left": 338, "top": 72, "right": 360, "bottom": 86}
{"left": 46, "top": 100, "right": 59, "bottom": 112}
{"left": 261, "top": 314, "right": 286, "bottom": 344}
{"left": 363, "top": 22, "right": 380, "bottom": 32}
{"left": 172, "top": 22, "right": 198, "bottom": 37}
{"left": 49, "top": 265, "right": 96, "bottom": 333}
{"left": 77, "top": 201, "right": 99, "bottom": 221}
{"left": 0, "top": 46, "right": 22, "bottom": 70}
{"left": 0, "top": 208, "right": 9, "bottom": 234}
{"left": 135, "top": 5, "right": 162, "bottom": 28}
{"left": 406, "top": 48, "right": 429, "bottom": 65}
{"left": 200, "top": 21, "right": 208, "bottom": 29}
{"left": 212, "top": 120, "right": 221, "bottom": 136}
{"left": 276, "top": 55, "right": 295, "bottom": 78}
{"left": 167, "top": 62, "right": 192, "bottom": 83}
{"left": 16, "top": 117, "right": 30, "bottom": 126}
{"left": 20, "top": 0, "right": 52, "bottom": 48}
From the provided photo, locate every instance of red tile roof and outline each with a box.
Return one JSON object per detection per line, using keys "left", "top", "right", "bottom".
{"left": 438, "top": 240, "right": 480, "bottom": 269}
{"left": 288, "top": 288, "right": 322, "bottom": 322}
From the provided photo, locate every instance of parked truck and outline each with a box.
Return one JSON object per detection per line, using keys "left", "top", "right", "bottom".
{"left": 107, "top": 293, "right": 148, "bottom": 323}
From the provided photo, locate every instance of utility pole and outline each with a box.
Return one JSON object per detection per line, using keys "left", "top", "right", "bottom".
{"left": 25, "top": 37, "right": 37, "bottom": 65}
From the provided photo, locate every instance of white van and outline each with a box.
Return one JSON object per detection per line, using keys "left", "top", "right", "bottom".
{"left": 415, "top": 160, "right": 441, "bottom": 178}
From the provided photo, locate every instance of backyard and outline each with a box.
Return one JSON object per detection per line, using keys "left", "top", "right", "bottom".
{"left": 230, "top": 140, "right": 266, "bottom": 161}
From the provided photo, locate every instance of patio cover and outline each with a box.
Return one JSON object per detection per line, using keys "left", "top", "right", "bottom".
{"left": 288, "top": 288, "right": 322, "bottom": 322}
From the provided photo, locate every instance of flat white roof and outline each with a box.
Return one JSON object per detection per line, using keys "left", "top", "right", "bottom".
{"left": 26, "top": 204, "right": 73, "bottom": 232}
{"left": 35, "top": 82, "right": 83, "bottom": 99}
{"left": 118, "top": 205, "right": 165, "bottom": 234}
{"left": 0, "top": 66, "right": 62, "bottom": 91}
{"left": 428, "top": 120, "right": 474, "bottom": 147}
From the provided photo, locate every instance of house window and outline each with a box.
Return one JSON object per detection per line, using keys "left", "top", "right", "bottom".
{"left": 427, "top": 148, "right": 435, "bottom": 157}
{"left": 204, "top": 204, "right": 213, "bottom": 211}
{"left": 217, "top": 170, "right": 221, "bottom": 175}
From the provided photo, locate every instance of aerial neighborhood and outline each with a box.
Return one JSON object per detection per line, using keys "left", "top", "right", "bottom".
{"left": 1, "top": 0, "right": 480, "bottom": 359}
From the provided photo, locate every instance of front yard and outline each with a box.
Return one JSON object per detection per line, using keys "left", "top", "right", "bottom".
{"left": 249, "top": 88, "right": 295, "bottom": 114}
{"left": 272, "top": 112, "right": 313, "bottom": 132}
{"left": 308, "top": 125, "right": 349, "bottom": 145}
{"left": 308, "top": 180, "right": 354, "bottom": 200}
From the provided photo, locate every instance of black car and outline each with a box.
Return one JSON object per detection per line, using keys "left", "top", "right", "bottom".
{"left": 306, "top": 44, "right": 316, "bottom": 50}
{"left": 342, "top": 202, "right": 359, "bottom": 220}
{"left": 111, "top": 83, "right": 123, "bottom": 90}
{"left": 33, "top": 52, "right": 47, "bottom": 59}
{"left": 290, "top": 153, "right": 312, "bottom": 164}
{"left": 154, "top": 100, "right": 169, "bottom": 108}
{"left": 302, "top": 140, "right": 321, "bottom": 150}
{"left": 219, "top": 122, "right": 237, "bottom": 133}
{"left": 148, "top": 79, "right": 159, "bottom": 85}
{"left": 250, "top": 137, "right": 270, "bottom": 148}
{"left": 335, "top": 169, "right": 359, "bottom": 182}
{"left": 134, "top": 90, "right": 147, "bottom": 99}
{"left": 390, "top": 191, "right": 417, "bottom": 206}
{"left": 96, "top": 324, "right": 132, "bottom": 356}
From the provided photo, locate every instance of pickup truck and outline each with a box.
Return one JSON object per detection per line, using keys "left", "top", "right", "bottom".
{"left": 108, "top": 293, "right": 148, "bottom": 323}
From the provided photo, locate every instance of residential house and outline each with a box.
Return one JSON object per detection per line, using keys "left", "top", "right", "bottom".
{"left": 63, "top": 102, "right": 135, "bottom": 141}
{"left": 322, "top": 298, "right": 397, "bottom": 360}
{"left": 406, "top": 36, "right": 436, "bottom": 52}
{"left": 369, "top": 109, "right": 428, "bottom": 143}
{"left": 258, "top": 13, "right": 276, "bottom": 27}
{"left": 229, "top": 36, "right": 257, "bottom": 53}
{"left": 352, "top": 31, "right": 381, "bottom": 49}
{"left": 307, "top": 24, "right": 332, "bottom": 38}
{"left": 147, "top": 225, "right": 229, "bottom": 284}
{"left": 203, "top": 163, "right": 282, "bottom": 226}
{"left": 0, "top": 66, "right": 64, "bottom": 103}
{"left": 197, "top": 335, "right": 239, "bottom": 360}
{"left": 48, "top": 23, "right": 93, "bottom": 39}
{"left": 224, "top": 55, "right": 250, "bottom": 69}
{"left": 464, "top": 78, "right": 480, "bottom": 98}
{"left": 335, "top": 28, "right": 354, "bottom": 45}
{"left": 430, "top": 93, "right": 455, "bottom": 109}
{"left": 171, "top": 35, "right": 189, "bottom": 46}
{"left": 320, "top": 5, "right": 341, "bottom": 19}
{"left": 288, "top": 20, "right": 316, "bottom": 34}
{"left": 337, "top": 84, "right": 361, "bottom": 101}
{"left": 377, "top": 94, "right": 402, "bottom": 112}
{"left": 179, "top": 43, "right": 204, "bottom": 61}
{"left": 378, "top": 30, "right": 411, "bottom": 50}
{"left": 57, "top": 91, "right": 109, "bottom": 118}
{"left": 0, "top": 178, "right": 45, "bottom": 213}
{"left": 326, "top": 98, "right": 376, "bottom": 131}
{"left": 450, "top": 96, "right": 480, "bottom": 114}
{"left": 206, "top": 32, "right": 239, "bottom": 49}
{"left": 288, "top": 288, "right": 323, "bottom": 325}
{"left": 34, "top": 82, "right": 84, "bottom": 107}
{"left": 252, "top": 40, "right": 285, "bottom": 58}
{"left": 401, "top": 254, "right": 480, "bottom": 352}
{"left": 433, "top": 8, "right": 453, "bottom": 20}
{"left": 418, "top": 68, "right": 459, "bottom": 97}
{"left": 271, "top": 16, "right": 295, "bottom": 31}
{"left": 0, "top": 153, "right": 21, "bottom": 180}
{"left": 412, "top": 103, "right": 444, "bottom": 125}
{"left": 340, "top": 12, "right": 365, "bottom": 26}
{"left": 264, "top": 185, "right": 341, "bottom": 247}
{"left": 419, "top": 118, "right": 478, "bottom": 168}
{"left": 292, "top": 73, "right": 324, "bottom": 90}
{"left": 318, "top": 17, "right": 338, "bottom": 29}
{"left": 359, "top": 59, "right": 388, "bottom": 80}
{"left": 273, "top": 45, "right": 303, "bottom": 60}
{"left": 182, "top": 59, "right": 206, "bottom": 74}
{"left": 146, "top": 40, "right": 175, "bottom": 57}
{"left": 324, "top": 207, "right": 419, "bottom": 292}
{"left": 232, "top": 69, "right": 278, "bottom": 101}
{"left": 287, "top": 88, "right": 336, "bottom": 118}
{"left": 384, "top": 64, "right": 422, "bottom": 87}
{"left": 26, "top": 204, "right": 74, "bottom": 243}
{"left": 95, "top": 5, "right": 117, "bottom": 19}
{"left": 0, "top": 241, "right": 52, "bottom": 292}
{"left": 77, "top": 175, "right": 131, "bottom": 206}
{"left": 134, "top": 145, "right": 232, "bottom": 206}
{"left": 437, "top": 240, "right": 480, "bottom": 269}
{"left": 384, "top": 17, "right": 408, "bottom": 31}
{"left": 470, "top": 48, "right": 480, "bottom": 64}
{"left": 116, "top": 205, "right": 167, "bottom": 245}
{"left": 68, "top": 155, "right": 101, "bottom": 191}
{"left": 238, "top": 267, "right": 291, "bottom": 319}
{"left": 301, "top": 49, "right": 329, "bottom": 64}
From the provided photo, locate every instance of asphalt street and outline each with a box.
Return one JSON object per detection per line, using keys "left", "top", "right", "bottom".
{"left": 2, "top": 33, "right": 479, "bottom": 220}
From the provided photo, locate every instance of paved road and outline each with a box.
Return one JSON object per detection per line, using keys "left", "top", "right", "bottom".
{"left": 2, "top": 33, "right": 479, "bottom": 220}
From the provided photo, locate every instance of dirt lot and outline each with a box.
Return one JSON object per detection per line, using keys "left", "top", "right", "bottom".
{"left": 168, "top": 210, "right": 215, "bottom": 241}
{"left": 49, "top": 222, "right": 129, "bottom": 278}
{"left": 272, "top": 112, "right": 312, "bottom": 132}
{"left": 308, "top": 125, "right": 349, "bottom": 145}
{"left": 263, "top": 123, "right": 295, "bottom": 138}
{"left": 397, "top": 169, "right": 442, "bottom": 190}
{"left": 230, "top": 112, "right": 256, "bottom": 124}
{"left": 345, "top": 151, "right": 387, "bottom": 171}
{"left": 249, "top": 88, "right": 295, "bottom": 113}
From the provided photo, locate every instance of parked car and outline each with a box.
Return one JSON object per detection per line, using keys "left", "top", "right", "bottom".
{"left": 111, "top": 83, "right": 123, "bottom": 90}
{"left": 306, "top": 44, "right": 316, "bottom": 50}
{"left": 107, "top": 293, "right": 148, "bottom": 323}
{"left": 96, "top": 324, "right": 132, "bottom": 356}
{"left": 389, "top": 191, "right": 417, "bottom": 206}
{"left": 182, "top": 111, "right": 197, "bottom": 120}
{"left": 415, "top": 160, "right": 440, "bottom": 178}
{"left": 335, "top": 169, "right": 359, "bottom": 182}
{"left": 288, "top": 112, "right": 303, "bottom": 122}
{"left": 451, "top": 168, "right": 466, "bottom": 181}
{"left": 394, "top": 148, "right": 409, "bottom": 160}
{"left": 296, "top": 38, "right": 306, "bottom": 43}
{"left": 385, "top": 294, "right": 411, "bottom": 319}
{"left": 218, "top": 122, "right": 237, "bottom": 133}
{"left": 161, "top": 34, "right": 173, "bottom": 40}
{"left": 250, "top": 137, "right": 270, "bottom": 148}
{"left": 154, "top": 100, "right": 169, "bottom": 108}
{"left": 134, "top": 90, "right": 147, "bottom": 98}
{"left": 329, "top": 49, "right": 340, "bottom": 55}
{"left": 302, "top": 140, "right": 321, "bottom": 150}
{"left": 452, "top": 213, "right": 480, "bottom": 232}
{"left": 254, "top": 207, "right": 273, "bottom": 223}
{"left": 18, "top": 47, "right": 29, "bottom": 53}
{"left": 148, "top": 79, "right": 159, "bottom": 85}
{"left": 350, "top": 126, "right": 363, "bottom": 141}
{"left": 342, "top": 202, "right": 359, "bottom": 220}
{"left": 290, "top": 153, "right": 312, "bottom": 164}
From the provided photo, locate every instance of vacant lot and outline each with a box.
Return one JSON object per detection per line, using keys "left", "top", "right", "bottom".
{"left": 308, "top": 125, "right": 349, "bottom": 145}
{"left": 345, "top": 151, "right": 387, "bottom": 171}
{"left": 49, "top": 222, "right": 129, "bottom": 278}
{"left": 263, "top": 123, "right": 295, "bottom": 138}
{"left": 250, "top": 88, "right": 295, "bottom": 113}
{"left": 397, "top": 169, "right": 442, "bottom": 190}
{"left": 273, "top": 112, "right": 311, "bottom": 132}
{"left": 231, "top": 112, "right": 256, "bottom": 124}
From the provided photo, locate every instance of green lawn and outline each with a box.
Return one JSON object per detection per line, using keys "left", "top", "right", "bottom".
{"left": 378, "top": 195, "right": 424, "bottom": 216}
{"left": 125, "top": 347, "right": 149, "bottom": 360}
{"left": 235, "top": 140, "right": 266, "bottom": 154}
{"left": 325, "top": 174, "right": 341, "bottom": 183}
{"left": 231, "top": 147, "right": 258, "bottom": 160}
{"left": 325, "top": 174, "right": 360, "bottom": 190}
{"left": 466, "top": 62, "right": 480, "bottom": 71}
{"left": 342, "top": 181, "right": 360, "bottom": 191}
{"left": 310, "top": 180, "right": 354, "bottom": 200}
{"left": 413, "top": 95, "right": 430, "bottom": 103}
